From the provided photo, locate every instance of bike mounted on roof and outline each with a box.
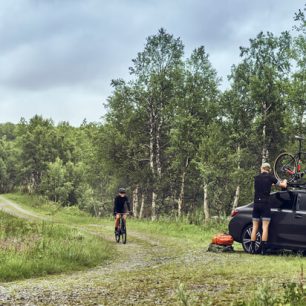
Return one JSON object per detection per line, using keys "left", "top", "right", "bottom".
{"left": 274, "top": 136, "right": 306, "bottom": 188}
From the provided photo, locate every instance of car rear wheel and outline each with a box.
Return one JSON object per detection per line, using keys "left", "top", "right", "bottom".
{"left": 242, "top": 225, "right": 262, "bottom": 254}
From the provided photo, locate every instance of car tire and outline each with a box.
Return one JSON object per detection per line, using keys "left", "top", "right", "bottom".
{"left": 292, "top": 249, "right": 305, "bottom": 256}
{"left": 241, "top": 224, "right": 262, "bottom": 254}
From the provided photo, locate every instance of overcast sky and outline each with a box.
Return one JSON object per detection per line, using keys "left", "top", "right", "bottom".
{"left": 0, "top": 0, "right": 305, "bottom": 126}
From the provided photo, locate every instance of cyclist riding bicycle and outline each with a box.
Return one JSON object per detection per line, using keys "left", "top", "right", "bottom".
{"left": 113, "top": 188, "right": 132, "bottom": 234}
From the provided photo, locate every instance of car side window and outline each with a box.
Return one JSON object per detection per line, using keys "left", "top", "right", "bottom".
{"left": 296, "top": 193, "right": 306, "bottom": 211}
{"left": 270, "top": 192, "right": 294, "bottom": 210}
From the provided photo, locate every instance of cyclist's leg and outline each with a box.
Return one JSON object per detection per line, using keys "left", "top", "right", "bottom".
{"left": 115, "top": 213, "right": 120, "bottom": 231}
{"left": 261, "top": 204, "right": 271, "bottom": 242}
{"left": 251, "top": 220, "right": 259, "bottom": 241}
{"left": 261, "top": 220, "right": 270, "bottom": 254}
{"left": 250, "top": 220, "right": 259, "bottom": 253}
{"left": 262, "top": 220, "right": 270, "bottom": 242}
{"left": 251, "top": 203, "right": 260, "bottom": 241}
{"left": 122, "top": 213, "right": 127, "bottom": 228}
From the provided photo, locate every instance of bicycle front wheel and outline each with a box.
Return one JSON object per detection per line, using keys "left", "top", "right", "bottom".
{"left": 122, "top": 231, "right": 127, "bottom": 244}
{"left": 115, "top": 232, "right": 120, "bottom": 243}
{"left": 274, "top": 152, "right": 297, "bottom": 182}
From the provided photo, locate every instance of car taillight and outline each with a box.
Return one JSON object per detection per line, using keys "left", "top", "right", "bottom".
{"left": 231, "top": 209, "right": 239, "bottom": 217}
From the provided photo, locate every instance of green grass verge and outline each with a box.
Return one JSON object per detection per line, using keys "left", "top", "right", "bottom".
{"left": 0, "top": 209, "right": 114, "bottom": 282}
{"left": 128, "top": 217, "right": 228, "bottom": 242}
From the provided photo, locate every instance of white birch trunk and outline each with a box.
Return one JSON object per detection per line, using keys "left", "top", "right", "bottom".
{"left": 132, "top": 185, "right": 139, "bottom": 218}
{"left": 149, "top": 100, "right": 157, "bottom": 221}
{"left": 139, "top": 193, "right": 145, "bottom": 219}
{"left": 262, "top": 101, "right": 270, "bottom": 163}
{"left": 151, "top": 191, "right": 157, "bottom": 221}
{"left": 232, "top": 145, "right": 241, "bottom": 210}
{"left": 178, "top": 158, "right": 189, "bottom": 217}
{"left": 262, "top": 122, "right": 267, "bottom": 163}
{"left": 177, "top": 171, "right": 185, "bottom": 218}
{"left": 203, "top": 182, "right": 210, "bottom": 221}
{"left": 232, "top": 185, "right": 240, "bottom": 210}
{"left": 149, "top": 104, "right": 155, "bottom": 175}
{"left": 156, "top": 117, "right": 163, "bottom": 178}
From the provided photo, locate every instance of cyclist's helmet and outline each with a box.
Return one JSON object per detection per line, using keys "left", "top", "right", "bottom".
{"left": 118, "top": 188, "right": 126, "bottom": 194}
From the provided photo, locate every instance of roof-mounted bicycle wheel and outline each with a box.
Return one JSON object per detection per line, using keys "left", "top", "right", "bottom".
{"left": 274, "top": 152, "right": 297, "bottom": 183}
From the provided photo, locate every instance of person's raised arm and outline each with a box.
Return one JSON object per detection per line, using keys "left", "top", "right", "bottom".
{"left": 274, "top": 179, "right": 287, "bottom": 189}
{"left": 272, "top": 174, "right": 287, "bottom": 189}
{"left": 279, "top": 179, "right": 287, "bottom": 189}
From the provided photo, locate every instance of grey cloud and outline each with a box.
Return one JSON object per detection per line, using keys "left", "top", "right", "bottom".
{"left": 0, "top": 0, "right": 304, "bottom": 125}
{"left": 0, "top": 87, "right": 107, "bottom": 126}
{"left": 0, "top": 0, "right": 159, "bottom": 90}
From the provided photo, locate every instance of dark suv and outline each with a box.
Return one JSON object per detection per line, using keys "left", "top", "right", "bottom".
{"left": 229, "top": 190, "right": 306, "bottom": 253}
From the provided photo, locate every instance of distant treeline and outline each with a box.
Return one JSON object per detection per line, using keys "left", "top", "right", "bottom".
{"left": 0, "top": 6, "right": 305, "bottom": 220}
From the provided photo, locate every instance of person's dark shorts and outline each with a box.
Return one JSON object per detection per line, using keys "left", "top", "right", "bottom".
{"left": 252, "top": 201, "right": 271, "bottom": 221}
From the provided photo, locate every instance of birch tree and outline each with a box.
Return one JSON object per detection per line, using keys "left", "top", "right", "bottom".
{"left": 168, "top": 46, "right": 219, "bottom": 217}
{"left": 238, "top": 31, "right": 292, "bottom": 162}
{"left": 130, "top": 28, "right": 184, "bottom": 220}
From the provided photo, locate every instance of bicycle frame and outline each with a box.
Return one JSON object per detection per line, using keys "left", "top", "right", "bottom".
{"left": 293, "top": 138, "right": 306, "bottom": 173}
{"left": 119, "top": 214, "right": 126, "bottom": 232}
{"left": 284, "top": 155, "right": 306, "bottom": 178}
{"left": 275, "top": 136, "right": 306, "bottom": 183}
{"left": 115, "top": 213, "right": 128, "bottom": 244}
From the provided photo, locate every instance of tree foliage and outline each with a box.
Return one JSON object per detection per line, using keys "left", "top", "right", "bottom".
{"left": 1, "top": 5, "right": 306, "bottom": 220}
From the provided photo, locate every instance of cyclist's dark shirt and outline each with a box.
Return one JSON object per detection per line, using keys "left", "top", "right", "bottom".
{"left": 113, "top": 195, "right": 131, "bottom": 214}
{"left": 254, "top": 172, "right": 278, "bottom": 202}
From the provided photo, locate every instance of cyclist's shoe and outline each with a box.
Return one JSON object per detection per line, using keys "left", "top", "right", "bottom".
{"left": 261, "top": 242, "right": 269, "bottom": 255}
{"left": 250, "top": 241, "right": 256, "bottom": 254}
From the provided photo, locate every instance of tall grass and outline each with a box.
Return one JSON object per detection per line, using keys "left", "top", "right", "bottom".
{"left": 0, "top": 211, "right": 114, "bottom": 281}
{"left": 129, "top": 216, "right": 228, "bottom": 243}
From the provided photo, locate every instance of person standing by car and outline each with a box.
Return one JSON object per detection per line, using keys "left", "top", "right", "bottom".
{"left": 114, "top": 188, "right": 132, "bottom": 234}
{"left": 250, "top": 162, "right": 287, "bottom": 254}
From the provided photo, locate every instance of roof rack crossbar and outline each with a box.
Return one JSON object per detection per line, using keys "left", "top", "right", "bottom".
{"left": 287, "top": 183, "right": 306, "bottom": 189}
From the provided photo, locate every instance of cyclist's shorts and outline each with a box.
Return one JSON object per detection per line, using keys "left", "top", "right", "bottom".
{"left": 252, "top": 202, "right": 271, "bottom": 221}
{"left": 114, "top": 206, "right": 127, "bottom": 214}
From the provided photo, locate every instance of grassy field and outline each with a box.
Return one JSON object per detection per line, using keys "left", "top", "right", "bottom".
{"left": 109, "top": 220, "right": 306, "bottom": 305}
{"left": 1, "top": 193, "right": 306, "bottom": 305}
{"left": 0, "top": 195, "right": 114, "bottom": 282}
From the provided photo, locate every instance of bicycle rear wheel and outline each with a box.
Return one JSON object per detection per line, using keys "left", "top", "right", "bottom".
{"left": 121, "top": 219, "right": 127, "bottom": 244}
{"left": 274, "top": 153, "right": 297, "bottom": 182}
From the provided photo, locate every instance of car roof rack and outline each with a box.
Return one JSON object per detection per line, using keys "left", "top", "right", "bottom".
{"left": 287, "top": 182, "right": 306, "bottom": 189}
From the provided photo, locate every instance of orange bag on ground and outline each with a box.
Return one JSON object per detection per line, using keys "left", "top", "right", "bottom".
{"left": 212, "top": 234, "right": 234, "bottom": 246}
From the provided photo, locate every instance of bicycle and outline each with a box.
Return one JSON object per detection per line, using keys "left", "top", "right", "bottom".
{"left": 115, "top": 213, "right": 128, "bottom": 244}
{"left": 274, "top": 135, "right": 306, "bottom": 183}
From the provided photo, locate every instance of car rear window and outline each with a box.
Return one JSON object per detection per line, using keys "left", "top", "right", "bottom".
{"left": 296, "top": 193, "right": 306, "bottom": 211}
{"left": 270, "top": 192, "right": 295, "bottom": 210}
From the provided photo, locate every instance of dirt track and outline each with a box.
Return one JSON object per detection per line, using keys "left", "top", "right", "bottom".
{"left": 0, "top": 196, "right": 191, "bottom": 305}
